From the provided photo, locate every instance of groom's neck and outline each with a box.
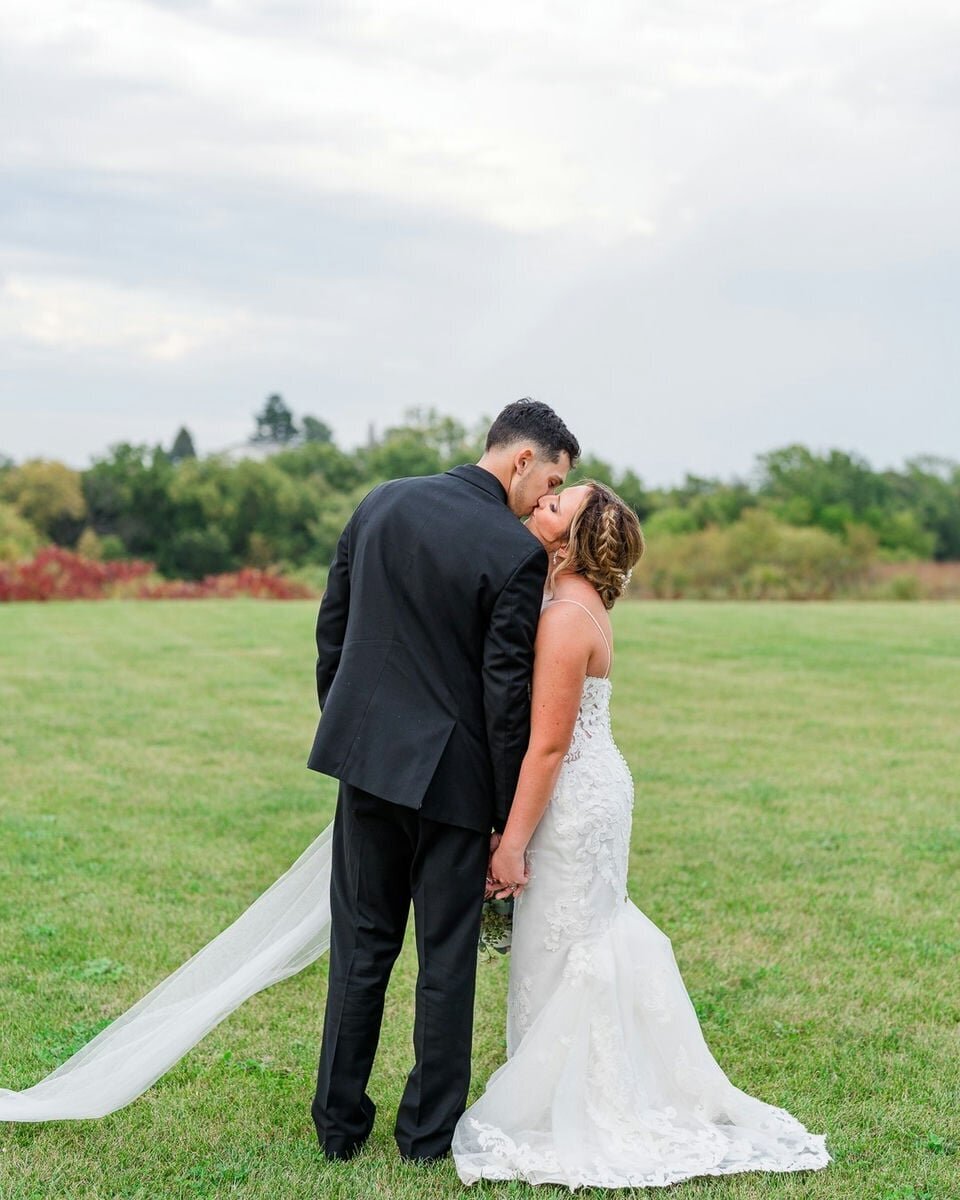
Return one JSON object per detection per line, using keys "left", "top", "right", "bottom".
{"left": 476, "top": 447, "right": 528, "bottom": 497}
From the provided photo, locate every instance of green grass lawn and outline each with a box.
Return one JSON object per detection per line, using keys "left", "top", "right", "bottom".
{"left": 0, "top": 600, "right": 957, "bottom": 1200}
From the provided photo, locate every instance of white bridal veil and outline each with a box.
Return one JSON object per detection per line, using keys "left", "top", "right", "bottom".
{"left": 0, "top": 824, "right": 334, "bottom": 1121}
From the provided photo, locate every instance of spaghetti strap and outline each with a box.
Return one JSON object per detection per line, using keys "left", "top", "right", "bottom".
{"left": 545, "top": 598, "right": 612, "bottom": 678}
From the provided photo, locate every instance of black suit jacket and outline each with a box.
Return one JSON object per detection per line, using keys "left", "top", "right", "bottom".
{"left": 307, "top": 465, "right": 547, "bottom": 833}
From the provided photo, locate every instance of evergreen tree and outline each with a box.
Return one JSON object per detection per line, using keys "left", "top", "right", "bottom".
{"left": 169, "top": 426, "right": 196, "bottom": 463}
{"left": 302, "top": 415, "right": 334, "bottom": 444}
{"left": 252, "top": 395, "right": 298, "bottom": 444}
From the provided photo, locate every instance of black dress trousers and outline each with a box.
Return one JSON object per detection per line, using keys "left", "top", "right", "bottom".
{"left": 312, "top": 783, "right": 489, "bottom": 1161}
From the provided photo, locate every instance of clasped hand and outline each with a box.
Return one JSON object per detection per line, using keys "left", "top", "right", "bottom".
{"left": 485, "top": 832, "right": 530, "bottom": 900}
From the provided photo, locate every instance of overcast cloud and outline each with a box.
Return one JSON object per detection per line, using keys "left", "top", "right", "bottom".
{"left": 2, "top": 0, "right": 958, "bottom": 483}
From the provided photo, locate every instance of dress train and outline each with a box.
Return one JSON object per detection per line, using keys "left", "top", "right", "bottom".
{"left": 454, "top": 899, "right": 830, "bottom": 1188}
{"left": 0, "top": 825, "right": 334, "bottom": 1121}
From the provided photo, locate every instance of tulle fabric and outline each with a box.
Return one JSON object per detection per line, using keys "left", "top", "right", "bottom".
{"left": 454, "top": 903, "right": 830, "bottom": 1189}
{"left": 452, "top": 678, "right": 830, "bottom": 1188}
{"left": 0, "top": 824, "right": 334, "bottom": 1121}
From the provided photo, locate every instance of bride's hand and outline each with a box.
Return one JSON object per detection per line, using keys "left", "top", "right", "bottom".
{"left": 489, "top": 843, "right": 529, "bottom": 899}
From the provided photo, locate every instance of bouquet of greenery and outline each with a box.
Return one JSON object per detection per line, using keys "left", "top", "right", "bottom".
{"left": 478, "top": 896, "right": 514, "bottom": 957}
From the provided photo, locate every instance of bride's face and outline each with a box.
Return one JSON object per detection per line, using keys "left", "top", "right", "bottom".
{"left": 526, "top": 484, "right": 591, "bottom": 552}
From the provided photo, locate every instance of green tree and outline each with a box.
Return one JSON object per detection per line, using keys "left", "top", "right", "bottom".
{"left": 1, "top": 459, "right": 86, "bottom": 545}
{"left": 401, "top": 408, "right": 485, "bottom": 466}
{"left": 642, "top": 507, "right": 699, "bottom": 538}
{"left": 306, "top": 482, "right": 372, "bottom": 566}
{"left": 753, "top": 444, "right": 941, "bottom": 556}
{"left": 361, "top": 431, "right": 442, "bottom": 481}
{"left": 614, "top": 470, "right": 652, "bottom": 520}
{"left": 649, "top": 474, "right": 754, "bottom": 529}
{"left": 757, "top": 445, "right": 889, "bottom": 526}
{"left": 0, "top": 501, "right": 43, "bottom": 561}
{"left": 82, "top": 443, "right": 175, "bottom": 557}
{"left": 252, "top": 394, "right": 298, "bottom": 445}
{"left": 866, "top": 509, "right": 936, "bottom": 559}
{"left": 164, "top": 527, "right": 233, "bottom": 579}
{"left": 164, "top": 456, "right": 327, "bottom": 570}
{"left": 272, "top": 441, "right": 363, "bottom": 493}
{"left": 169, "top": 426, "right": 197, "bottom": 463}
{"left": 302, "top": 416, "right": 334, "bottom": 444}
{"left": 568, "top": 454, "right": 617, "bottom": 488}
{"left": 888, "top": 457, "right": 960, "bottom": 560}
{"left": 564, "top": 455, "right": 653, "bottom": 519}
{"left": 360, "top": 409, "right": 486, "bottom": 477}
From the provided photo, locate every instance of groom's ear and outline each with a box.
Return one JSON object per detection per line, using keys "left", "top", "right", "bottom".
{"left": 513, "top": 447, "right": 535, "bottom": 475}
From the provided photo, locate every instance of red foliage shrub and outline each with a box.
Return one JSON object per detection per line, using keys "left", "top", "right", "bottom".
{"left": 136, "top": 568, "right": 314, "bottom": 600}
{"left": 0, "top": 549, "right": 316, "bottom": 602}
{"left": 0, "top": 547, "right": 153, "bottom": 601}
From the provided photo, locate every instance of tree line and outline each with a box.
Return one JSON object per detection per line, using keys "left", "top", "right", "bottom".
{"left": 1, "top": 396, "right": 958, "bottom": 583}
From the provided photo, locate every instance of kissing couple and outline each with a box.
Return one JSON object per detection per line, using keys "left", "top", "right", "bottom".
{"left": 0, "top": 399, "right": 829, "bottom": 1189}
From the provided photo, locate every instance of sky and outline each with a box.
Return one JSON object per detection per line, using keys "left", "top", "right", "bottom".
{"left": 2, "top": 0, "right": 958, "bottom": 486}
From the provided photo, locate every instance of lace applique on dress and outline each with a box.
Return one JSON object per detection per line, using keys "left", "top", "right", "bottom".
{"left": 542, "top": 678, "right": 632, "bottom": 952}
{"left": 507, "top": 974, "right": 533, "bottom": 1042}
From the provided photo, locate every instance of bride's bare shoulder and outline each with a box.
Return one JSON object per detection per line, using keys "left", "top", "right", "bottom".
{"left": 546, "top": 579, "right": 611, "bottom": 625}
{"left": 539, "top": 593, "right": 587, "bottom": 629}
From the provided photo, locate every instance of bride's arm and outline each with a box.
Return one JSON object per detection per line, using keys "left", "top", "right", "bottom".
{"left": 489, "top": 604, "right": 590, "bottom": 889}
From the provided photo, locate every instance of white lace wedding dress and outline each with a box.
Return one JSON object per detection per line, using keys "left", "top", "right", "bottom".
{"left": 452, "top": 665, "right": 831, "bottom": 1188}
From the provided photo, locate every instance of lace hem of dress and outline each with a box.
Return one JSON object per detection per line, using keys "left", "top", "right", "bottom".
{"left": 458, "top": 1119, "right": 831, "bottom": 1189}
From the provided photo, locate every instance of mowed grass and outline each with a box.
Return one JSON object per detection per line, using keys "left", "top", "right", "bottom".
{"left": 0, "top": 600, "right": 957, "bottom": 1200}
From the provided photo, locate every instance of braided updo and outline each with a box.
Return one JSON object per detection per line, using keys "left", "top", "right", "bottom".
{"left": 553, "top": 481, "right": 645, "bottom": 609}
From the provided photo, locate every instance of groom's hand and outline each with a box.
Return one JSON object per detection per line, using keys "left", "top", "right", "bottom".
{"left": 484, "top": 833, "right": 502, "bottom": 898}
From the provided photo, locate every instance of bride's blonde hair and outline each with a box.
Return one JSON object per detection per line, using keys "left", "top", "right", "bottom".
{"left": 552, "top": 481, "right": 645, "bottom": 609}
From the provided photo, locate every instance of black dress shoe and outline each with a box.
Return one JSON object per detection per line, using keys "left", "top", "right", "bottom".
{"left": 323, "top": 1136, "right": 368, "bottom": 1162}
{"left": 315, "top": 1093, "right": 376, "bottom": 1161}
{"left": 398, "top": 1148, "right": 451, "bottom": 1165}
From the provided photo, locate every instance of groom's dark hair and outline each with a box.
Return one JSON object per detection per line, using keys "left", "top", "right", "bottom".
{"left": 485, "top": 398, "right": 580, "bottom": 466}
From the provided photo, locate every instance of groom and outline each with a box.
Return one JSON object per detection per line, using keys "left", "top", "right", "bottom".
{"left": 307, "top": 399, "right": 579, "bottom": 1162}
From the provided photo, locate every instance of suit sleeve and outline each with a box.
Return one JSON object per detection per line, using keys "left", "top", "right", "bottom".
{"left": 482, "top": 543, "right": 549, "bottom": 831}
{"left": 315, "top": 520, "right": 352, "bottom": 710}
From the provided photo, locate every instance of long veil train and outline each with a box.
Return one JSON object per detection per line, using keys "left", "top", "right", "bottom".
{"left": 0, "top": 824, "right": 335, "bottom": 1122}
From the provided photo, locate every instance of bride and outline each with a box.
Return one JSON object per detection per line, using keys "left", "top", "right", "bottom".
{"left": 453, "top": 481, "right": 830, "bottom": 1187}
{"left": 0, "top": 481, "right": 829, "bottom": 1190}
